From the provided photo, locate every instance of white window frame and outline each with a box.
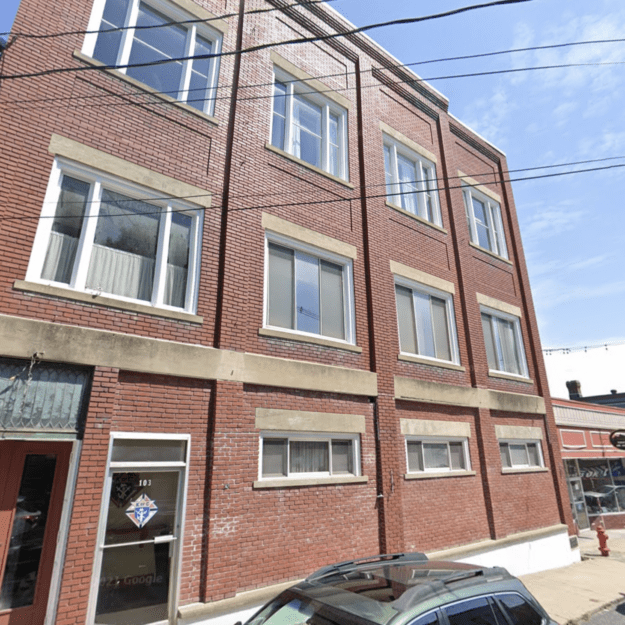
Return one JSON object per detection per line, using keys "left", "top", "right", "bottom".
{"left": 405, "top": 436, "right": 471, "bottom": 474}
{"left": 383, "top": 135, "right": 442, "bottom": 226}
{"left": 270, "top": 67, "right": 349, "bottom": 180}
{"left": 258, "top": 431, "right": 361, "bottom": 481}
{"left": 480, "top": 306, "right": 529, "bottom": 378}
{"left": 499, "top": 439, "right": 544, "bottom": 469}
{"left": 81, "top": 0, "right": 222, "bottom": 116}
{"left": 26, "top": 157, "right": 203, "bottom": 313}
{"left": 263, "top": 232, "right": 356, "bottom": 345}
{"left": 463, "top": 185, "right": 508, "bottom": 259}
{"left": 394, "top": 276, "right": 460, "bottom": 365}
{"left": 87, "top": 432, "right": 190, "bottom": 625}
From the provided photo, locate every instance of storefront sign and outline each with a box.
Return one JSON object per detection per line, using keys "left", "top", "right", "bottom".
{"left": 610, "top": 430, "right": 625, "bottom": 451}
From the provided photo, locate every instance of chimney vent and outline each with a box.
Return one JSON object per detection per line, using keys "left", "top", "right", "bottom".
{"left": 611, "top": 390, "right": 618, "bottom": 395}
{"left": 566, "top": 380, "right": 582, "bottom": 400}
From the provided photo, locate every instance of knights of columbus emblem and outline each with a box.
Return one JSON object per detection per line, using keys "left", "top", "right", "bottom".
{"left": 126, "top": 494, "right": 158, "bottom": 529}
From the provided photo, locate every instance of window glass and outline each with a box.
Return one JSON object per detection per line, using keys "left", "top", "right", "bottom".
{"left": 481, "top": 311, "right": 527, "bottom": 376}
{"left": 187, "top": 35, "right": 214, "bottom": 111}
{"left": 290, "top": 441, "right": 328, "bottom": 473}
{"left": 165, "top": 211, "right": 192, "bottom": 308}
{"left": 411, "top": 611, "right": 439, "bottom": 625}
{"left": 270, "top": 69, "right": 348, "bottom": 180}
{"left": 271, "top": 82, "right": 288, "bottom": 149}
{"left": 260, "top": 435, "right": 358, "bottom": 479}
{"left": 395, "top": 283, "right": 457, "bottom": 363}
{"left": 407, "top": 439, "right": 468, "bottom": 474}
{"left": 86, "top": 189, "right": 160, "bottom": 302}
{"left": 423, "top": 442, "right": 448, "bottom": 470}
{"left": 31, "top": 163, "right": 201, "bottom": 312}
{"left": 445, "top": 597, "right": 499, "bottom": 625}
{"left": 499, "top": 442, "right": 543, "bottom": 469}
{"left": 262, "top": 439, "right": 287, "bottom": 477}
{"left": 89, "top": 0, "right": 220, "bottom": 113}
{"left": 93, "top": 0, "right": 130, "bottom": 65}
{"left": 509, "top": 444, "right": 529, "bottom": 467}
{"left": 42, "top": 176, "right": 90, "bottom": 284}
{"left": 464, "top": 188, "right": 508, "bottom": 259}
{"left": 126, "top": 3, "right": 186, "bottom": 97}
{"left": 498, "top": 593, "right": 543, "bottom": 625}
{"left": 384, "top": 138, "right": 440, "bottom": 225}
{"left": 266, "top": 240, "right": 352, "bottom": 343}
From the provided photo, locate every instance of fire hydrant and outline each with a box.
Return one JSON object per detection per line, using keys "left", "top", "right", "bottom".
{"left": 595, "top": 523, "right": 610, "bottom": 557}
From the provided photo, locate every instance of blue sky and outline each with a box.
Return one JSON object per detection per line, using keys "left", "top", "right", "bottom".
{"left": 2, "top": 0, "right": 625, "bottom": 397}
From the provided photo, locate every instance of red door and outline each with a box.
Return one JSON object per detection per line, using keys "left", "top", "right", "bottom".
{"left": 0, "top": 441, "right": 71, "bottom": 625}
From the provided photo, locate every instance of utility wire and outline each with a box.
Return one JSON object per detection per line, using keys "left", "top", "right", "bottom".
{"left": 2, "top": 55, "right": 624, "bottom": 113}
{"left": 0, "top": 0, "right": 334, "bottom": 40}
{"left": 544, "top": 340, "right": 625, "bottom": 355}
{"left": 0, "top": 0, "right": 533, "bottom": 81}
{"left": 15, "top": 154, "right": 625, "bottom": 210}
{"left": 2, "top": 160, "right": 624, "bottom": 223}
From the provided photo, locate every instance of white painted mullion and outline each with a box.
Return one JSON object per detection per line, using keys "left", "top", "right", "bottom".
{"left": 185, "top": 212, "right": 201, "bottom": 312}
{"left": 25, "top": 161, "right": 64, "bottom": 281}
{"left": 416, "top": 160, "right": 427, "bottom": 219}
{"left": 340, "top": 112, "right": 348, "bottom": 180}
{"left": 464, "top": 190, "right": 478, "bottom": 244}
{"left": 321, "top": 104, "right": 330, "bottom": 173}
{"left": 284, "top": 82, "right": 295, "bottom": 155}
{"left": 82, "top": 0, "right": 108, "bottom": 57}
{"left": 73, "top": 179, "right": 101, "bottom": 290}
{"left": 206, "top": 35, "right": 221, "bottom": 115}
{"left": 390, "top": 145, "right": 401, "bottom": 207}
{"left": 118, "top": 0, "right": 141, "bottom": 70}
{"left": 152, "top": 205, "right": 170, "bottom": 306}
{"left": 179, "top": 26, "right": 195, "bottom": 104}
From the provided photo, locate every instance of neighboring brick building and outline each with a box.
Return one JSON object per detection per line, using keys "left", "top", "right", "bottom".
{"left": 554, "top": 397, "right": 625, "bottom": 531}
{"left": 0, "top": 1, "right": 577, "bottom": 624}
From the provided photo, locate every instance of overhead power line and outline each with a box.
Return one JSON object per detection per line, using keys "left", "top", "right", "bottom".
{"left": 544, "top": 340, "right": 625, "bottom": 355}
{"left": 0, "top": 55, "right": 625, "bottom": 110}
{"left": 0, "top": 0, "right": 533, "bottom": 81}
{"left": 9, "top": 154, "right": 625, "bottom": 211}
{"left": 2, "top": 158, "right": 624, "bottom": 224}
{"left": 0, "top": 0, "right": 333, "bottom": 39}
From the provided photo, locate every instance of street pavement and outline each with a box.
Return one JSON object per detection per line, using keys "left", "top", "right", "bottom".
{"left": 521, "top": 529, "right": 625, "bottom": 625}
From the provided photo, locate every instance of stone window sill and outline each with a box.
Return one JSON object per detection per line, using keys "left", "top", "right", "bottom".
{"left": 14, "top": 280, "right": 203, "bottom": 324}
{"left": 265, "top": 143, "right": 354, "bottom": 188}
{"left": 259, "top": 327, "right": 362, "bottom": 353}
{"left": 398, "top": 353, "right": 465, "bottom": 371}
{"left": 405, "top": 470, "right": 476, "bottom": 480}
{"left": 254, "top": 476, "right": 368, "bottom": 489}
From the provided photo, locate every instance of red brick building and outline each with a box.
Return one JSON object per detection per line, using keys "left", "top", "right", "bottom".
{"left": 554, "top": 397, "right": 625, "bottom": 531}
{"left": 0, "top": 1, "right": 577, "bottom": 624}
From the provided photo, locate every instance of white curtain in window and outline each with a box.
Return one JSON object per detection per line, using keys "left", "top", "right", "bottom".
{"left": 164, "top": 263, "right": 187, "bottom": 309}
{"left": 290, "top": 441, "right": 328, "bottom": 473}
{"left": 86, "top": 244, "right": 154, "bottom": 301}
{"left": 41, "top": 231, "right": 78, "bottom": 284}
{"left": 498, "top": 318, "right": 521, "bottom": 374}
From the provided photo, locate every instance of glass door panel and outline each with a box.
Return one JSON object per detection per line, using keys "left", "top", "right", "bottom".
{"left": 0, "top": 454, "right": 57, "bottom": 611}
{"left": 95, "top": 471, "right": 180, "bottom": 625}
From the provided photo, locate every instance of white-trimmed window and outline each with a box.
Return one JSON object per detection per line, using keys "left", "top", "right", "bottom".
{"left": 265, "top": 235, "right": 355, "bottom": 344}
{"left": 270, "top": 68, "right": 348, "bottom": 180}
{"left": 395, "top": 280, "right": 459, "bottom": 364}
{"left": 499, "top": 440, "right": 544, "bottom": 469}
{"left": 260, "top": 433, "right": 360, "bottom": 479}
{"left": 463, "top": 186, "right": 508, "bottom": 259}
{"left": 26, "top": 159, "right": 202, "bottom": 312}
{"left": 406, "top": 437, "right": 470, "bottom": 474}
{"left": 384, "top": 138, "right": 441, "bottom": 225}
{"left": 481, "top": 308, "right": 528, "bottom": 377}
{"left": 82, "top": 0, "right": 222, "bottom": 115}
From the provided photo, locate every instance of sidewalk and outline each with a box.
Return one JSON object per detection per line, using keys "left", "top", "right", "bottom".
{"left": 521, "top": 529, "right": 625, "bottom": 624}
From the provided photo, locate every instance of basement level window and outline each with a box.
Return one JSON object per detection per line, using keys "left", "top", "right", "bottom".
{"left": 82, "top": 0, "right": 222, "bottom": 116}
{"left": 260, "top": 433, "right": 360, "bottom": 480}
